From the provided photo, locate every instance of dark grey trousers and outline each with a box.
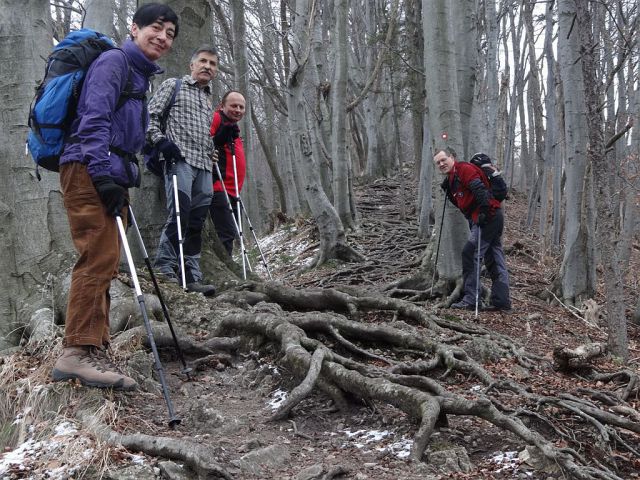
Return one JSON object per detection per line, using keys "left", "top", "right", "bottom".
{"left": 460, "top": 209, "right": 511, "bottom": 309}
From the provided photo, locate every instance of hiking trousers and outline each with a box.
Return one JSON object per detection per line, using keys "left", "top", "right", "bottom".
{"left": 209, "top": 191, "right": 238, "bottom": 257}
{"left": 460, "top": 208, "right": 511, "bottom": 309}
{"left": 60, "top": 162, "right": 127, "bottom": 347}
{"left": 154, "top": 160, "right": 213, "bottom": 283}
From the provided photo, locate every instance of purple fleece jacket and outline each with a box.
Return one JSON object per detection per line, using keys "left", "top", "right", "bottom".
{"left": 59, "top": 39, "right": 163, "bottom": 187}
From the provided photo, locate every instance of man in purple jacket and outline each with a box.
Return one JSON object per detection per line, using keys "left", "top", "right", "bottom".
{"left": 51, "top": 3, "right": 179, "bottom": 391}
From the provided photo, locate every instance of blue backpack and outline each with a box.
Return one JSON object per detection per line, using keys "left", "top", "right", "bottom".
{"left": 26, "top": 29, "right": 142, "bottom": 178}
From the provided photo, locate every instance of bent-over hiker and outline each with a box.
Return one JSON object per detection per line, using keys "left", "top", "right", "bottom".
{"left": 434, "top": 147, "right": 511, "bottom": 312}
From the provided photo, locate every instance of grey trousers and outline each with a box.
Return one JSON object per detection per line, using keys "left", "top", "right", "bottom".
{"left": 154, "top": 160, "right": 213, "bottom": 283}
{"left": 460, "top": 209, "right": 511, "bottom": 309}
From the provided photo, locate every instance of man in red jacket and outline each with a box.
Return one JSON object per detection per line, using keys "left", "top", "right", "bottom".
{"left": 209, "top": 91, "right": 246, "bottom": 256}
{"left": 434, "top": 147, "right": 511, "bottom": 311}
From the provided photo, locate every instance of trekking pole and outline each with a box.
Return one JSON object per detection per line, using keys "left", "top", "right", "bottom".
{"left": 229, "top": 141, "right": 249, "bottom": 279}
{"left": 430, "top": 197, "right": 447, "bottom": 295}
{"left": 170, "top": 162, "right": 187, "bottom": 289}
{"left": 127, "top": 206, "right": 192, "bottom": 379}
{"left": 237, "top": 196, "right": 273, "bottom": 280}
{"left": 213, "top": 162, "right": 253, "bottom": 274}
{"left": 115, "top": 214, "right": 181, "bottom": 427}
{"left": 475, "top": 225, "right": 482, "bottom": 318}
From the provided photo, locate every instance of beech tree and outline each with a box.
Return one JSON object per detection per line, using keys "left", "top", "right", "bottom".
{"left": 556, "top": 0, "right": 597, "bottom": 305}
{"left": 0, "top": 0, "right": 72, "bottom": 348}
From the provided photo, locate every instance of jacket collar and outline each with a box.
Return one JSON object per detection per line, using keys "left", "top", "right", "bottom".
{"left": 122, "top": 39, "right": 164, "bottom": 77}
{"left": 185, "top": 74, "right": 212, "bottom": 94}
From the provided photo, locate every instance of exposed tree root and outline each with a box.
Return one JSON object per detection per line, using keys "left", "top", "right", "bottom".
{"left": 270, "top": 346, "right": 326, "bottom": 421}
{"left": 78, "top": 410, "right": 234, "bottom": 479}
{"left": 205, "top": 296, "right": 635, "bottom": 479}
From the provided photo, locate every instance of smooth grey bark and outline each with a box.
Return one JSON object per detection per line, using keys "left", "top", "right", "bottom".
{"left": 308, "top": 4, "right": 333, "bottom": 198}
{"left": 416, "top": 110, "right": 433, "bottom": 239}
{"left": 255, "top": 0, "right": 288, "bottom": 217}
{"left": 405, "top": 0, "right": 424, "bottom": 172}
{"left": 83, "top": 0, "right": 115, "bottom": 36}
{"left": 231, "top": 0, "right": 264, "bottom": 231}
{"left": 422, "top": 0, "right": 469, "bottom": 283}
{"left": 574, "top": 0, "right": 628, "bottom": 361}
{"left": 503, "top": 9, "right": 525, "bottom": 191}
{"left": 330, "top": 0, "right": 356, "bottom": 229}
{"left": 362, "top": 1, "right": 388, "bottom": 178}
{"left": 285, "top": 0, "right": 362, "bottom": 267}
{"left": 523, "top": 2, "right": 546, "bottom": 232}
{"left": 483, "top": 0, "right": 499, "bottom": 158}
{"left": 539, "top": 1, "right": 557, "bottom": 247}
{"left": 557, "top": 0, "right": 597, "bottom": 305}
{"left": 0, "top": 0, "right": 70, "bottom": 348}
{"left": 311, "top": 1, "right": 332, "bottom": 195}
{"left": 453, "top": 0, "right": 477, "bottom": 155}
{"left": 632, "top": 85, "right": 640, "bottom": 326}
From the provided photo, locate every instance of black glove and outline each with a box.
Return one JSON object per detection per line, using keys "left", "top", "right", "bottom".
{"left": 476, "top": 210, "right": 489, "bottom": 227}
{"left": 157, "top": 139, "right": 182, "bottom": 164}
{"left": 214, "top": 122, "right": 240, "bottom": 147}
{"left": 92, "top": 176, "right": 127, "bottom": 216}
{"left": 440, "top": 177, "right": 450, "bottom": 192}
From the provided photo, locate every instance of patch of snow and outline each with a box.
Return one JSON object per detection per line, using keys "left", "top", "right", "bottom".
{"left": 470, "top": 385, "right": 483, "bottom": 392}
{"left": 268, "top": 389, "right": 288, "bottom": 409}
{"left": 384, "top": 438, "right": 413, "bottom": 459}
{"left": 340, "top": 429, "right": 413, "bottom": 458}
{"left": 129, "top": 454, "right": 146, "bottom": 465}
{"left": 0, "top": 439, "right": 38, "bottom": 475}
{"left": 53, "top": 421, "right": 77, "bottom": 436}
{"left": 0, "top": 420, "right": 93, "bottom": 479}
{"left": 490, "top": 450, "right": 520, "bottom": 473}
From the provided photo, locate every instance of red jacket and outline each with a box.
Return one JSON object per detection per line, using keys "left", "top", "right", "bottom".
{"left": 446, "top": 161, "right": 500, "bottom": 223}
{"left": 210, "top": 110, "right": 246, "bottom": 197}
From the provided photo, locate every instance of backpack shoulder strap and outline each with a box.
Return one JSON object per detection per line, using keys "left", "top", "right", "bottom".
{"left": 115, "top": 50, "right": 147, "bottom": 109}
{"left": 159, "top": 78, "right": 182, "bottom": 132}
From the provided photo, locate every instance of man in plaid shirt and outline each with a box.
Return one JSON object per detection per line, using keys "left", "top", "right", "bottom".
{"left": 147, "top": 45, "right": 218, "bottom": 296}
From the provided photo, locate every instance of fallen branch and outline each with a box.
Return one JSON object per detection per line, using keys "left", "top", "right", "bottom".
{"left": 553, "top": 343, "right": 608, "bottom": 371}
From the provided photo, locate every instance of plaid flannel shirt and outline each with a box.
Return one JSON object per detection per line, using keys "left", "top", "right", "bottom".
{"left": 147, "top": 75, "right": 214, "bottom": 172}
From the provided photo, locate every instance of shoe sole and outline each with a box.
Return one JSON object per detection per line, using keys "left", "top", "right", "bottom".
{"left": 52, "top": 369, "right": 137, "bottom": 391}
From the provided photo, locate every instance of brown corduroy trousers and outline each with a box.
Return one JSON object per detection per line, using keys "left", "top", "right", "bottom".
{"left": 60, "top": 162, "right": 127, "bottom": 347}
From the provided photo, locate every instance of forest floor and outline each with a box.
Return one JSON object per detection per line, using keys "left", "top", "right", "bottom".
{"left": 1, "top": 165, "right": 639, "bottom": 480}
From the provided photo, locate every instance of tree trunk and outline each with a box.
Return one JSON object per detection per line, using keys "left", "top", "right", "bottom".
{"left": 557, "top": 0, "right": 597, "bottom": 305}
{"left": 422, "top": 0, "right": 469, "bottom": 284}
{"left": 330, "top": 0, "right": 356, "bottom": 229}
{"left": 285, "top": 0, "right": 362, "bottom": 267}
{"left": 83, "top": 0, "right": 116, "bottom": 35}
{"left": 574, "top": 0, "right": 628, "bottom": 361}
{"left": 0, "top": 0, "right": 69, "bottom": 348}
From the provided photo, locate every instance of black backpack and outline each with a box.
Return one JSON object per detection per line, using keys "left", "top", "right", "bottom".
{"left": 469, "top": 153, "right": 508, "bottom": 201}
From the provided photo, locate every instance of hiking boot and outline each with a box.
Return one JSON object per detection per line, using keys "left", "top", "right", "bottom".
{"left": 484, "top": 304, "right": 512, "bottom": 312}
{"left": 186, "top": 282, "right": 216, "bottom": 297}
{"left": 450, "top": 301, "right": 475, "bottom": 310}
{"left": 52, "top": 346, "right": 137, "bottom": 391}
